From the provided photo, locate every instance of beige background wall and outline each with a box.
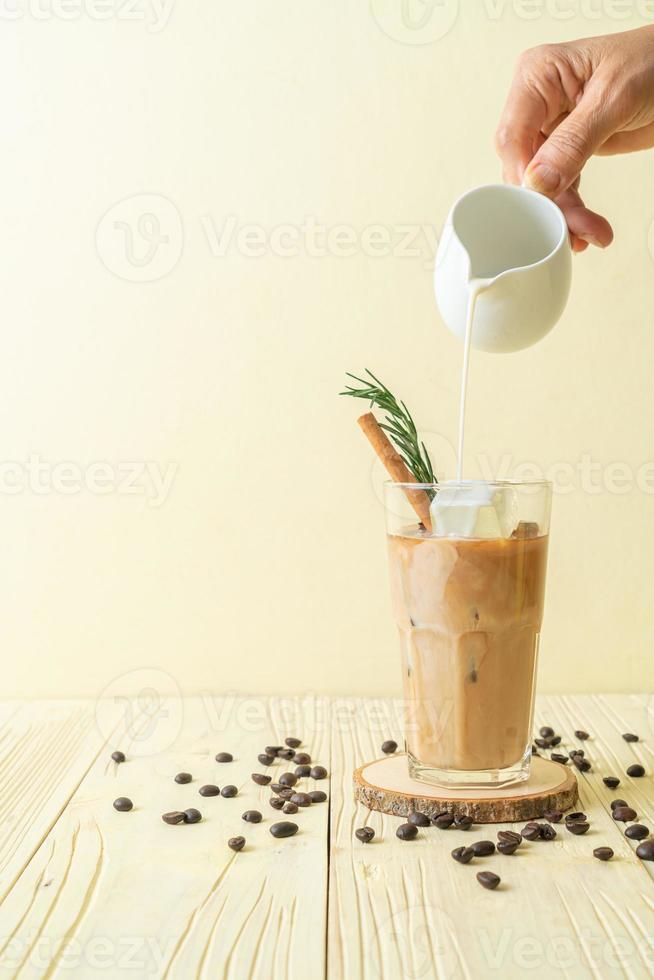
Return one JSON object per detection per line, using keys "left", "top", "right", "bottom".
{"left": 3, "top": 1, "right": 654, "bottom": 699}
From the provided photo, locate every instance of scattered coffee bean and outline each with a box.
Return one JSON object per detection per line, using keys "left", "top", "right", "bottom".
{"left": 270, "top": 783, "right": 284, "bottom": 794}
{"left": 242, "top": 810, "right": 263, "bottom": 823}
{"left": 293, "top": 752, "right": 311, "bottom": 765}
{"left": 295, "top": 765, "right": 311, "bottom": 778}
{"left": 215, "top": 752, "right": 233, "bottom": 763}
{"left": 407, "top": 810, "right": 430, "bottom": 827}
{"left": 575, "top": 730, "right": 590, "bottom": 740}
{"left": 382, "top": 740, "right": 398, "bottom": 754}
{"left": 355, "top": 827, "right": 375, "bottom": 843}
{"left": 175, "top": 772, "right": 192, "bottom": 784}
{"left": 550, "top": 735, "right": 562, "bottom": 747}
{"left": 228, "top": 836, "right": 245, "bottom": 852}
{"left": 565, "top": 812, "right": 587, "bottom": 823}
{"left": 396, "top": 823, "right": 418, "bottom": 841}
{"left": 258, "top": 753, "right": 275, "bottom": 766}
{"left": 183, "top": 808, "right": 202, "bottom": 824}
{"left": 162, "top": 811, "right": 185, "bottom": 825}
{"left": 477, "top": 871, "right": 500, "bottom": 890}
{"left": 498, "top": 830, "right": 522, "bottom": 845}
{"left": 539, "top": 726, "right": 554, "bottom": 738}
{"left": 623, "top": 733, "right": 639, "bottom": 743}
{"left": 270, "top": 821, "right": 298, "bottom": 839}
{"left": 593, "top": 847, "right": 614, "bottom": 861}
{"left": 279, "top": 773, "right": 298, "bottom": 787}
{"left": 569, "top": 749, "right": 584, "bottom": 758}
{"left": 270, "top": 797, "right": 285, "bottom": 810}
{"left": 283, "top": 802, "right": 299, "bottom": 814}
{"left": 113, "top": 797, "right": 133, "bottom": 812}
{"left": 309, "top": 790, "right": 327, "bottom": 803}
{"left": 285, "top": 737, "right": 302, "bottom": 748}
{"left": 534, "top": 738, "right": 551, "bottom": 749}
{"left": 221, "top": 785, "right": 238, "bottom": 798}
{"left": 627, "top": 764, "right": 645, "bottom": 778}
{"left": 498, "top": 840, "right": 520, "bottom": 855}
{"left": 521, "top": 823, "right": 541, "bottom": 841}
{"left": 636, "top": 840, "right": 654, "bottom": 861}
{"left": 265, "top": 746, "right": 283, "bottom": 756}
{"left": 111, "top": 750, "right": 126, "bottom": 763}
{"left": 291, "top": 793, "right": 312, "bottom": 807}
{"left": 625, "top": 824, "right": 649, "bottom": 841}
{"left": 544, "top": 810, "right": 563, "bottom": 823}
{"left": 540, "top": 824, "right": 557, "bottom": 841}
{"left": 572, "top": 756, "right": 592, "bottom": 773}
{"left": 531, "top": 747, "right": 539, "bottom": 756}
{"left": 451, "top": 846, "right": 474, "bottom": 863}
{"left": 252, "top": 773, "right": 272, "bottom": 786}
{"left": 610, "top": 799, "right": 628, "bottom": 810}
{"left": 199, "top": 784, "right": 220, "bottom": 797}
{"left": 566, "top": 821, "right": 590, "bottom": 835}
{"left": 432, "top": 812, "right": 454, "bottom": 829}
{"left": 551, "top": 754, "right": 569, "bottom": 764}
{"left": 472, "top": 840, "right": 496, "bottom": 856}
{"left": 278, "top": 749, "right": 295, "bottom": 760}
{"left": 603, "top": 777, "right": 620, "bottom": 789}
{"left": 277, "top": 787, "right": 294, "bottom": 801}
{"left": 613, "top": 806, "right": 637, "bottom": 822}
{"left": 310, "top": 766, "right": 328, "bottom": 780}
{"left": 454, "top": 815, "right": 473, "bottom": 830}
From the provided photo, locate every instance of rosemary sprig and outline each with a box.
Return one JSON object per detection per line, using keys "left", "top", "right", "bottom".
{"left": 340, "top": 369, "right": 437, "bottom": 486}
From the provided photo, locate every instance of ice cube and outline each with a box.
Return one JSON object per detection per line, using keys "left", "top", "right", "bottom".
{"left": 430, "top": 481, "right": 506, "bottom": 539}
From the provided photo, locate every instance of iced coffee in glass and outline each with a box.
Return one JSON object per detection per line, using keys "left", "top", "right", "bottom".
{"left": 385, "top": 480, "right": 551, "bottom": 789}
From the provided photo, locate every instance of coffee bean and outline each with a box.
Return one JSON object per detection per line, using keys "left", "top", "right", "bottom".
{"left": 310, "top": 766, "right": 328, "bottom": 780}
{"left": 111, "top": 750, "right": 125, "bottom": 763}
{"left": 539, "top": 824, "right": 557, "bottom": 841}
{"left": 625, "top": 824, "right": 649, "bottom": 840}
{"left": 566, "top": 821, "right": 590, "bottom": 835}
{"left": 573, "top": 756, "right": 592, "bottom": 773}
{"left": 472, "top": 840, "right": 495, "bottom": 856}
{"left": 221, "top": 785, "right": 238, "bottom": 798}
{"left": 565, "top": 812, "right": 587, "bottom": 823}
{"left": 290, "top": 793, "right": 312, "bottom": 807}
{"left": 623, "top": 733, "right": 639, "bottom": 743}
{"left": 521, "top": 823, "right": 540, "bottom": 841}
{"left": 603, "top": 777, "right": 620, "bottom": 789}
{"left": 293, "top": 752, "right": 311, "bottom": 765}
{"left": 569, "top": 749, "right": 584, "bottom": 758}
{"left": 497, "top": 840, "right": 520, "bottom": 855}
{"left": 477, "top": 871, "right": 500, "bottom": 890}
{"left": 610, "top": 799, "right": 628, "bottom": 810}
{"left": 278, "top": 749, "right": 295, "bottom": 760}
{"left": 498, "top": 830, "right": 522, "bottom": 845}
{"left": 550, "top": 735, "right": 562, "bottom": 747}
{"left": 382, "top": 740, "right": 398, "bottom": 754}
{"left": 277, "top": 787, "right": 294, "bottom": 801}
{"left": 575, "top": 730, "right": 590, "bottom": 740}
{"left": 451, "top": 846, "right": 474, "bottom": 864}
{"left": 215, "top": 752, "right": 233, "bottom": 763}
{"left": 535, "top": 738, "right": 551, "bottom": 749}
{"left": 242, "top": 810, "right": 262, "bottom": 823}
{"left": 270, "top": 797, "right": 284, "bottom": 810}
{"left": 407, "top": 810, "right": 430, "bottom": 827}
{"left": 454, "top": 815, "right": 473, "bottom": 830}
{"left": 637, "top": 840, "right": 654, "bottom": 861}
{"left": 283, "top": 802, "right": 299, "bottom": 814}
{"left": 355, "top": 827, "right": 375, "bottom": 843}
{"left": 396, "top": 823, "right": 418, "bottom": 841}
{"left": 627, "top": 764, "right": 645, "bottom": 778}
{"left": 285, "top": 737, "right": 302, "bottom": 748}
{"left": 265, "top": 746, "right": 283, "bottom": 756}
{"left": 258, "top": 754, "right": 275, "bottom": 766}
{"left": 613, "top": 806, "right": 637, "bottom": 822}
{"left": 543, "top": 810, "right": 563, "bottom": 823}
{"left": 175, "top": 772, "right": 192, "bottom": 784}
{"left": 551, "top": 754, "right": 569, "bottom": 764}
{"left": 183, "top": 808, "right": 202, "bottom": 824}
{"left": 270, "top": 821, "right": 298, "bottom": 839}
{"left": 295, "top": 765, "right": 311, "bottom": 778}
{"left": 593, "top": 847, "right": 614, "bottom": 861}
{"left": 252, "top": 773, "right": 271, "bottom": 786}
{"left": 309, "top": 790, "right": 327, "bottom": 803}
{"left": 228, "top": 836, "right": 245, "bottom": 852}
{"left": 270, "top": 783, "right": 284, "bottom": 794}
{"left": 432, "top": 812, "right": 454, "bottom": 830}
{"left": 162, "top": 811, "right": 185, "bottom": 825}
{"left": 199, "top": 784, "right": 220, "bottom": 797}
{"left": 279, "top": 773, "right": 298, "bottom": 787}
{"left": 539, "top": 726, "right": 554, "bottom": 738}
{"left": 113, "top": 797, "right": 133, "bottom": 812}
{"left": 531, "top": 747, "right": 539, "bottom": 756}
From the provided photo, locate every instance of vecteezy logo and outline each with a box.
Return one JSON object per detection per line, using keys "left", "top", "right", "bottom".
{"left": 95, "top": 667, "right": 184, "bottom": 757}
{"left": 369, "top": 905, "right": 458, "bottom": 979}
{"left": 370, "top": 0, "right": 459, "bottom": 45}
{"left": 95, "top": 193, "right": 183, "bottom": 282}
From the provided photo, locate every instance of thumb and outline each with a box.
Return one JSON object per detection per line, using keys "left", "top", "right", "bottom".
{"left": 523, "top": 88, "right": 620, "bottom": 197}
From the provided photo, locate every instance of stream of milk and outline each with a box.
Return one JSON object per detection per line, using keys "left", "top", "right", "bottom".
{"left": 456, "top": 279, "right": 490, "bottom": 481}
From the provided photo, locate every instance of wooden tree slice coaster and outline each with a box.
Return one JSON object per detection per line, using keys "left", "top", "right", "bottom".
{"left": 353, "top": 754, "right": 578, "bottom": 824}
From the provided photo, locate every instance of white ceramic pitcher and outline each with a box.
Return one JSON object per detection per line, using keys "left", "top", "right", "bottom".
{"left": 434, "top": 184, "right": 572, "bottom": 353}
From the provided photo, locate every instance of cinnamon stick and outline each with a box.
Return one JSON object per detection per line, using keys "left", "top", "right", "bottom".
{"left": 357, "top": 412, "right": 432, "bottom": 530}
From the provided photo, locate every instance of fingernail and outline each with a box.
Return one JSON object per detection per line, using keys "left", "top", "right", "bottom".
{"left": 579, "top": 234, "right": 606, "bottom": 249}
{"left": 523, "top": 163, "right": 562, "bottom": 195}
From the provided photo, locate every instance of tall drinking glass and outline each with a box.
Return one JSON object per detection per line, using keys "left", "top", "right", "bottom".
{"left": 385, "top": 480, "right": 551, "bottom": 789}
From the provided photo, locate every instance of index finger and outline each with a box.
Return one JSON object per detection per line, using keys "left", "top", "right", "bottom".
{"left": 495, "top": 76, "right": 547, "bottom": 184}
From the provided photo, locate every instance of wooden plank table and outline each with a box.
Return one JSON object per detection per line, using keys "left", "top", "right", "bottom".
{"left": 0, "top": 694, "right": 653, "bottom": 978}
